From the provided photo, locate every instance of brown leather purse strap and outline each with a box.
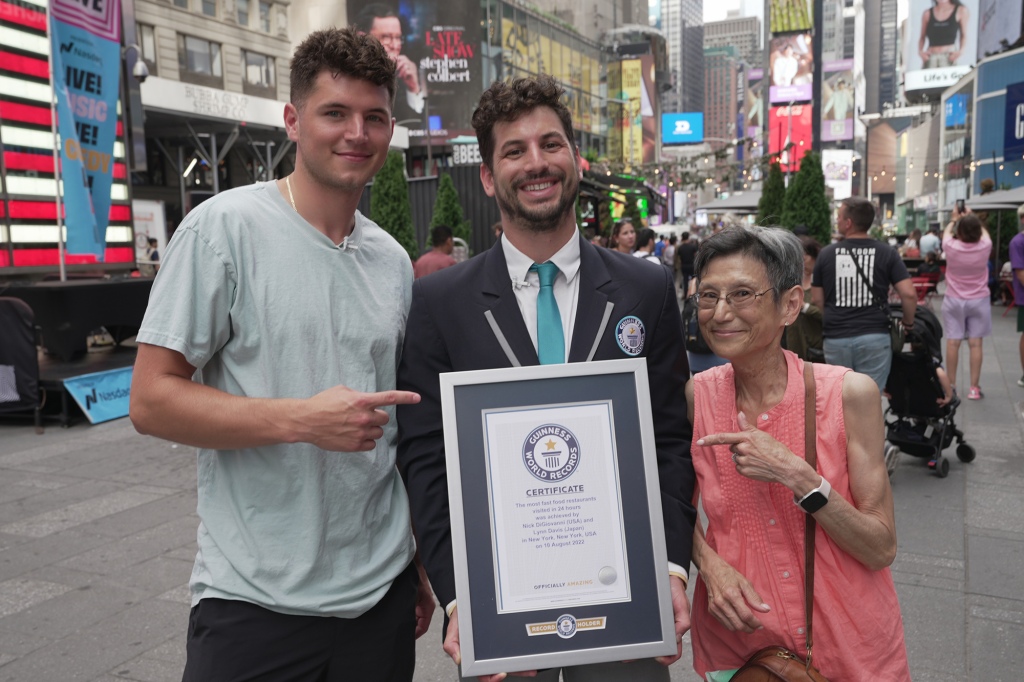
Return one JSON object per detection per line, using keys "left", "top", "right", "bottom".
{"left": 803, "top": 362, "right": 817, "bottom": 670}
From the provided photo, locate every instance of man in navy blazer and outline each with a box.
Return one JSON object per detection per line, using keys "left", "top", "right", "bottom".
{"left": 397, "top": 75, "right": 696, "bottom": 681}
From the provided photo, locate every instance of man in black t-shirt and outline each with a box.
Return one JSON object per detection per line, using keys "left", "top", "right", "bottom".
{"left": 812, "top": 197, "right": 918, "bottom": 392}
{"left": 676, "top": 231, "right": 699, "bottom": 299}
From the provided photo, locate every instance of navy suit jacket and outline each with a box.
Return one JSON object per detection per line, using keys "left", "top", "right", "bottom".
{"left": 397, "top": 235, "right": 696, "bottom": 607}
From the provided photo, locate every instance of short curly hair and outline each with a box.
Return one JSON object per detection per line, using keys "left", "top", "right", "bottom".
{"left": 290, "top": 27, "right": 396, "bottom": 110}
{"left": 472, "top": 75, "right": 576, "bottom": 169}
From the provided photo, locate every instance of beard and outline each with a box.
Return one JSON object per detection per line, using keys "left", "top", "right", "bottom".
{"left": 493, "top": 169, "right": 580, "bottom": 233}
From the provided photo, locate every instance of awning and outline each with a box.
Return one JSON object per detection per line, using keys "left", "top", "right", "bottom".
{"left": 963, "top": 186, "right": 1024, "bottom": 211}
{"left": 695, "top": 191, "right": 763, "bottom": 214}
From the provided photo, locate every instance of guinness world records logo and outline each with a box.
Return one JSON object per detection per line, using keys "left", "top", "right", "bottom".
{"left": 522, "top": 424, "right": 581, "bottom": 482}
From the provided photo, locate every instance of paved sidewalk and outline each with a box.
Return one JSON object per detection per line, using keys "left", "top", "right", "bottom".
{"left": 1, "top": 297, "right": 1023, "bottom": 681}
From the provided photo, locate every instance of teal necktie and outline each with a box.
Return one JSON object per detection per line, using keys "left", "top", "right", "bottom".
{"left": 530, "top": 262, "right": 565, "bottom": 365}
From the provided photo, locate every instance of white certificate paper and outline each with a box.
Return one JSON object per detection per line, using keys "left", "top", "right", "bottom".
{"left": 482, "top": 401, "right": 630, "bottom": 613}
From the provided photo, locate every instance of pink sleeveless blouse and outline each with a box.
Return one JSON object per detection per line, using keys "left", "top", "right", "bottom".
{"left": 690, "top": 351, "right": 911, "bottom": 681}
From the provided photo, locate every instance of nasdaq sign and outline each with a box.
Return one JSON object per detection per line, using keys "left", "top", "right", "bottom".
{"left": 661, "top": 113, "right": 704, "bottom": 145}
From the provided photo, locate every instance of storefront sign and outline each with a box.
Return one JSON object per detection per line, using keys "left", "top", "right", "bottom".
{"left": 1004, "top": 81, "right": 1024, "bottom": 161}
{"left": 140, "top": 77, "right": 283, "bottom": 127}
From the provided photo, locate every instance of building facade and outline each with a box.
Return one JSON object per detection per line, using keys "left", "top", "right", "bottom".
{"left": 528, "top": 0, "right": 648, "bottom": 44}
{"left": 703, "top": 13, "right": 760, "bottom": 68}
{"left": 659, "top": 0, "right": 703, "bottom": 115}
{"left": 704, "top": 45, "right": 742, "bottom": 153}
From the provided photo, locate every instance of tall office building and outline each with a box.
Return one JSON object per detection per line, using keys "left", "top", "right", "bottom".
{"left": 660, "top": 0, "right": 704, "bottom": 114}
{"left": 704, "top": 45, "right": 742, "bottom": 151}
{"left": 863, "top": 0, "right": 898, "bottom": 111}
{"left": 821, "top": 0, "right": 846, "bottom": 63}
{"left": 704, "top": 13, "right": 761, "bottom": 68}
{"left": 530, "top": 0, "right": 649, "bottom": 42}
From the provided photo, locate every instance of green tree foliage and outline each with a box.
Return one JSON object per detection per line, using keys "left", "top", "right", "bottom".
{"left": 780, "top": 151, "right": 832, "bottom": 244}
{"left": 430, "top": 173, "right": 472, "bottom": 245}
{"left": 757, "top": 162, "right": 786, "bottom": 226}
{"left": 371, "top": 151, "right": 419, "bottom": 261}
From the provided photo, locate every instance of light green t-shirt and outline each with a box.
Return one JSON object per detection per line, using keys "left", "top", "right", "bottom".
{"left": 137, "top": 181, "right": 416, "bottom": 618}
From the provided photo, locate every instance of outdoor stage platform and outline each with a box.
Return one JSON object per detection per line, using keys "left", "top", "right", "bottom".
{"left": 37, "top": 343, "right": 138, "bottom": 428}
{"left": 1, "top": 278, "right": 153, "bottom": 361}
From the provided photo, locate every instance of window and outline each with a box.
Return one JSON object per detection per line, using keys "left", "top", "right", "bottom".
{"left": 237, "top": 0, "right": 249, "bottom": 27}
{"left": 201, "top": 0, "right": 216, "bottom": 16}
{"left": 177, "top": 34, "right": 222, "bottom": 86}
{"left": 242, "top": 50, "right": 275, "bottom": 94}
{"left": 172, "top": 0, "right": 188, "bottom": 8}
{"left": 258, "top": 1, "right": 271, "bottom": 32}
{"left": 137, "top": 23, "right": 158, "bottom": 75}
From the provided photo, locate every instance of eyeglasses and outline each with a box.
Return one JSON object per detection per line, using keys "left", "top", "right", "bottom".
{"left": 693, "top": 288, "right": 773, "bottom": 310}
{"left": 373, "top": 33, "right": 403, "bottom": 45}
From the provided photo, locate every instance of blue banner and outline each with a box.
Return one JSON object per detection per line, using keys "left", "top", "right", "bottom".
{"left": 49, "top": 0, "right": 122, "bottom": 261}
{"left": 1005, "top": 82, "right": 1024, "bottom": 162}
{"left": 63, "top": 367, "right": 132, "bottom": 424}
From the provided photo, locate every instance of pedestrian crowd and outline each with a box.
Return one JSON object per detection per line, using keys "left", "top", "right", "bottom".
{"left": 127, "top": 25, "right": 1024, "bottom": 682}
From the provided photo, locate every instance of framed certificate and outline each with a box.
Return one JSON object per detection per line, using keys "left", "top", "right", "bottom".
{"left": 440, "top": 359, "right": 676, "bottom": 676}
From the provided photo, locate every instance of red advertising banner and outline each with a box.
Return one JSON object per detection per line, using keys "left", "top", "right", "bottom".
{"left": 769, "top": 104, "right": 812, "bottom": 173}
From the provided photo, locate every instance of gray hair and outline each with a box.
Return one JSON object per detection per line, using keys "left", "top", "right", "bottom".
{"left": 693, "top": 225, "right": 803, "bottom": 303}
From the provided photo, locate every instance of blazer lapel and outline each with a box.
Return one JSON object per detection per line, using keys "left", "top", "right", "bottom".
{"left": 569, "top": 237, "right": 612, "bottom": 362}
{"left": 482, "top": 243, "right": 540, "bottom": 366}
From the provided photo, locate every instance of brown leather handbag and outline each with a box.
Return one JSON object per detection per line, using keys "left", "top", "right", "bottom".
{"left": 731, "top": 363, "right": 829, "bottom": 682}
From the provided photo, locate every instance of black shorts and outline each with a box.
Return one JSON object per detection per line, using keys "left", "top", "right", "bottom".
{"left": 182, "top": 562, "right": 417, "bottom": 682}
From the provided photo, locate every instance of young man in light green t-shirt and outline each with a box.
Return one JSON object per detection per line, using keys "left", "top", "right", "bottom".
{"left": 130, "top": 27, "right": 432, "bottom": 681}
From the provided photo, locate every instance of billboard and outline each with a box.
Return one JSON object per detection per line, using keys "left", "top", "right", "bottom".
{"left": 351, "top": 0, "right": 482, "bottom": 145}
{"left": 977, "top": 0, "right": 1023, "bottom": 61}
{"left": 1005, "top": 81, "right": 1024, "bottom": 160}
{"left": 662, "top": 113, "right": 705, "bottom": 144}
{"left": 769, "top": 33, "right": 814, "bottom": 104}
{"left": 905, "top": 0, "right": 978, "bottom": 93}
{"left": 770, "top": 0, "right": 813, "bottom": 33}
{"left": 822, "top": 149, "right": 854, "bottom": 200}
{"left": 821, "top": 59, "right": 854, "bottom": 141}
{"left": 746, "top": 67, "right": 765, "bottom": 141}
{"left": 640, "top": 54, "right": 658, "bottom": 165}
{"left": 769, "top": 104, "right": 812, "bottom": 173}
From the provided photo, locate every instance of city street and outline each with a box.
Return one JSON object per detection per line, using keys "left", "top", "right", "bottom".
{"left": 1, "top": 296, "right": 1023, "bottom": 681}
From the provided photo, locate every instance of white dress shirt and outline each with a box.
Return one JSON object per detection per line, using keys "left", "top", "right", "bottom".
{"left": 501, "top": 233, "right": 581, "bottom": 363}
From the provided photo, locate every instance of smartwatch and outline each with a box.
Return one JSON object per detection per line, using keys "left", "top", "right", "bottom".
{"left": 795, "top": 476, "right": 831, "bottom": 513}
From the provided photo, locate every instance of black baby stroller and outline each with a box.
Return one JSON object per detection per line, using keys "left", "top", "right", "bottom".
{"left": 884, "top": 307, "right": 974, "bottom": 478}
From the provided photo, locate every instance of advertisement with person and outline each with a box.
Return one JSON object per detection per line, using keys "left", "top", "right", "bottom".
{"left": 822, "top": 149, "right": 854, "bottom": 200}
{"left": 351, "top": 0, "right": 482, "bottom": 145}
{"left": 821, "top": 59, "right": 854, "bottom": 141}
{"left": 769, "top": 104, "right": 812, "bottom": 173}
{"left": 746, "top": 67, "right": 765, "bottom": 140}
{"left": 769, "top": 0, "right": 812, "bottom": 33}
{"left": 977, "top": 0, "right": 1023, "bottom": 60}
{"left": 905, "top": 0, "right": 978, "bottom": 93}
{"left": 769, "top": 33, "right": 814, "bottom": 104}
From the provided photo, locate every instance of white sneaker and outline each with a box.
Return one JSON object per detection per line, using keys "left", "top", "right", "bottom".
{"left": 884, "top": 442, "right": 900, "bottom": 478}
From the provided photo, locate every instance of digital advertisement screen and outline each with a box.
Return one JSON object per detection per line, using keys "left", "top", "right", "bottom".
{"left": 769, "top": 104, "right": 812, "bottom": 173}
{"left": 350, "top": 0, "right": 482, "bottom": 144}
{"left": 662, "top": 113, "right": 705, "bottom": 144}
{"left": 821, "top": 59, "right": 854, "bottom": 141}
{"left": 904, "top": 0, "right": 978, "bottom": 93}
{"left": 769, "top": 33, "right": 814, "bottom": 104}
{"left": 770, "top": 0, "right": 813, "bottom": 33}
